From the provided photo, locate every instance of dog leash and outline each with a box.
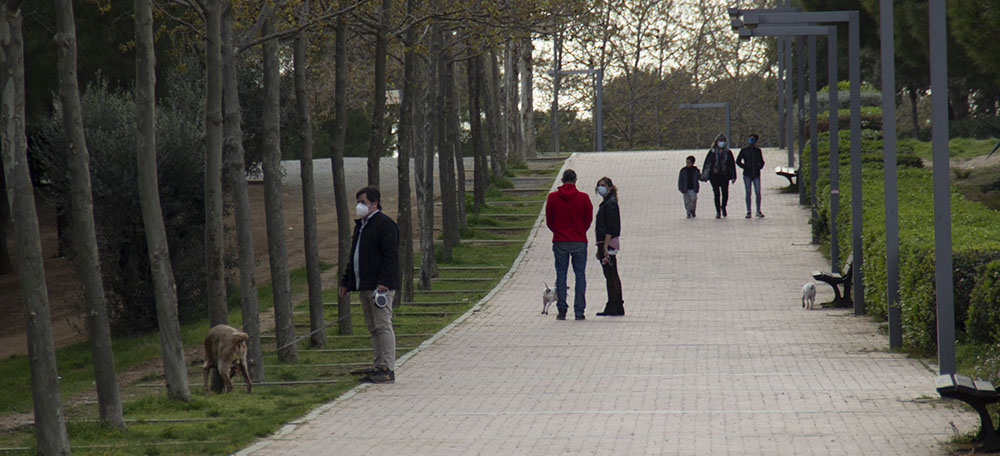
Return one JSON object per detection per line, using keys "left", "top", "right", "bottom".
{"left": 259, "top": 313, "right": 354, "bottom": 357}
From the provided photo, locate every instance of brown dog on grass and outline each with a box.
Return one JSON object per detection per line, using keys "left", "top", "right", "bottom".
{"left": 203, "top": 324, "right": 252, "bottom": 394}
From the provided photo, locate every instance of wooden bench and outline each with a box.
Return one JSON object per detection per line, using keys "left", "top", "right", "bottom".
{"left": 811, "top": 254, "right": 852, "bottom": 308}
{"left": 936, "top": 373, "right": 1000, "bottom": 452}
{"left": 775, "top": 166, "right": 797, "bottom": 185}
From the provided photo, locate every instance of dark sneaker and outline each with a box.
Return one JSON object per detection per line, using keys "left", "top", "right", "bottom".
{"left": 575, "top": 315, "right": 585, "bottom": 320}
{"left": 745, "top": 212, "right": 751, "bottom": 219}
{"left": 756, "top": 211, "right": 765, "bottom": 218}
{"left": 722, "top": 208, "right": 727, "bottom": 217}
{"left": 360, "top": 369, "right": 395, "bottom": 384}
{"left": 350, "top": 366, "right": 379, "bottom": 375}
{"left": 556, "top": 313, "right": 566, "bottom": 320}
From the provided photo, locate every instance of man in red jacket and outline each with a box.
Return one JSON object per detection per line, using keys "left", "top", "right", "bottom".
{"left": 545, "top": 169, "right": 594, "bottom": 320}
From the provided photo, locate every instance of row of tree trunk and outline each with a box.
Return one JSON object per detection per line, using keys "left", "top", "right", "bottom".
{"left": 1, "top": 1, "right": 537, "bottom": 453}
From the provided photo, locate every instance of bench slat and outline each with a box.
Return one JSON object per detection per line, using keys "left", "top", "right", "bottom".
{"left": 935, "top": 374, "right": 956, "bottom": 391}
{"left": 956, "top": 374, "right": 978, "bottom": 392}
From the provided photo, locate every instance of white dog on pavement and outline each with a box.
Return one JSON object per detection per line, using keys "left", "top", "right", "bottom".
{"left": 541, "top": 282, "right": 557, "bottom": 315}
{"left": 802, "top": 282, "right": 817, "bottom": 310}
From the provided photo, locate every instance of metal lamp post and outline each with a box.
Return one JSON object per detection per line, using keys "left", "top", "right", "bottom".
{"left": 741, "top": 11, "right": 865, "bottom": 317}
{"left": 548, "top": 68, "right": 604, "bottom": 152}
{"left": 879, "top": 0, "right": 902, "bottom": 349}
{"left": 679, "top": 102, "right": 731, "bottom": 147}
{"left": 737, "top": 24, "right": 841, "bottom": 277}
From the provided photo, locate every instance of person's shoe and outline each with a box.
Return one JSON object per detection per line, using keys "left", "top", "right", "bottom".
{"left": 575, "top": 314, "right": 586, "bottom": 320}
{"left": 556, "top": 313, "right": 566, "bottom": 320}
{"left": 596, "top": 311, "right": 609, "bottom": 316}
{"left": 686, "top": 213, "right": 692, "bottom": 219}
{"left": 756, "top": 211, "right": 765, "bottom": 218}
{"left": 692, "top": 211, "right": 696, "bottom": 218}
{"left": 722, "top": 208, "right": 727, "bottom": 217}
{"left": 349, "top": 366, "right": 379, "bottom": 375}
{"left": 745, "top": 212, "right": 752, "bottom": 219}
{"left": 359, "top": 369, "right": 395, "bottom": 384}
{"left": 716, "top": 211, "right": 721, "bottom": 219}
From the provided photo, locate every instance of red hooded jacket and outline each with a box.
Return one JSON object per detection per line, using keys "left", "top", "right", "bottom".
{"left": 545, "top": 183, "right": 594, "bottom": 242}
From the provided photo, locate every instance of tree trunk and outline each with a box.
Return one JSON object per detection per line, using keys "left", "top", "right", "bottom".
{"left": 221, "top": 3, "right": 263, "bottom": 382}
{"left": 550, "top": 29, "right": 561, "bottom": 154}
{"left": 332, "top": 3, "right": 352, "bottom": 335}
{"left": 447, "top": 57, "right": 466, "bottom": 230}
{"left": 204, "top": 0, "right": 227, "bottom": 326}
{"left": 520, "top": 37, "right": 535, "bottom": 159}
{"left": 54, "top": 0, "right": 123, "bottom": 429}
{"left": 262, "top": 18, "right": 297, "bottom": 362}
{"left": 504, "top": 41, "right": 523, "bottom": 165}
{"left": 132, "top": 0, "right": 190, "bottom": 402}
{"left": 415, "top": 40, "right": 436, "bottom": 290}
{"left": 0, "top": 162, "right": 10, "bottom": 274}
{"left": 294, "top": 0, "right": 325, "bottom": 348}
{"left": 436, "top": 28, "right": 457, "bottom": 261}
{"left": 909, "top": 87, "right": 919, "bottom": 138}
{"left": 366, "top": 0, "right": 391, "bottom": 188}
{"left": 486, "top": 51, "right": 506, "bottom": 178}
{"left": 467, "top": 46, "right": 486, "bottom": 211}
{"left": 396, "top": 0, "right": 418, "bottom": 306}
{"left": 1, "top": 3, "right": 73, "bottom": 451}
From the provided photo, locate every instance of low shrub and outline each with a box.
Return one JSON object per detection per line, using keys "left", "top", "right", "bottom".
{"left": 967, "top": 260, "right": 1000, "bottom": 344}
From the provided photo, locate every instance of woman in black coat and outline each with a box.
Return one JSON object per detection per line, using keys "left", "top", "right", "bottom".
{"left": 594, "top": 177, "right": 624, "bottom": 316}
{"left": 703, "top": 133, "right": 737, "bottom": 218}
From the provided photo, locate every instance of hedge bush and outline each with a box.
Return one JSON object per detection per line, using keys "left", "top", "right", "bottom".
{"left": 967, "top": 260, "right": 1000, "bottom": 344}
{"left": 802, "top": 128, "right": 1000, "bottom": 353}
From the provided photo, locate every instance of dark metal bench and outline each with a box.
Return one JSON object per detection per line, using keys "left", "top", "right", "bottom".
{"left": 775, "top": 166, "right": 797, "bottom": 185}
{"left": 811, "top": 254, "right": 852, "bottom": 308}
{"left": 936, "top": 373, "right": 1000, "bottom": 452}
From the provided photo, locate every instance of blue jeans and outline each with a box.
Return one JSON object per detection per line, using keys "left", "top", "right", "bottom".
{"left": 744, "top": 175, "right": 762, "bottom": 213}
{"left": 553, "top": 242, "right": 587, "bottom": 316}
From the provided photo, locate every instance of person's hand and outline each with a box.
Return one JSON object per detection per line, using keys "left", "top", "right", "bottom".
{"left": 338, "top": 286, "right": 348, "bottom": 298}
{"left": 376, "top": 284, "right": 389, "bottom": 293}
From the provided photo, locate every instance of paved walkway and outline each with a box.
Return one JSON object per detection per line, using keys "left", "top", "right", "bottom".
{"left": 240, "top": 150, "right": 974, "bottom": 455}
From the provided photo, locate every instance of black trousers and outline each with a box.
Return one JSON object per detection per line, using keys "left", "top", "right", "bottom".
{"left": 710, "top": 176, "right": 730, "bottom": 212}
{"left": 597, "top": 248, "right": 624, "bottom": 315}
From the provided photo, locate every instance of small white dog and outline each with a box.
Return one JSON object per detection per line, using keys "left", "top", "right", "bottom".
{"left": 801, "top": 282, "right": 817, "bottom": 310}
{"left": 541, "top": 282, "right": 557, "bottom": 315}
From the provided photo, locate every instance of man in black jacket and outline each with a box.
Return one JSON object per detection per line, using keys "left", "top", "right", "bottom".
{"left": 736, "top": 133, "right": 766, "bottom": 219}
{"left": 339, "top": 187, "right": 400, "bottom": 383}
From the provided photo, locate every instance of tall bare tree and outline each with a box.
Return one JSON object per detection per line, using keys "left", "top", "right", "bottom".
{"left": 485, "top": 51, "right": 506, "bottom": 179}
{"left": 134, "top": 0, "right": 190, "bottom": 402}
{"left": 205, "top": 0, "right": 227, "bottom": 326}
{"left": 504, "top": 40, "right": 523, "bottom": 164}
{"left": 261, "top": 17, "right": 297, "bottom": 362}
{"left": 366, "top": 0, "right": 392, "bottom": 188}
{"left": 467, "top": 44, "right": 487, "bottom": 210}
{"left": 54, "top": 0, "right": 124, "bottom": 429}
{"left": 332, "top": 0, "right": 353, "bottom": 335}
{"left": 519, "top": 37, "right": 536, "bottom": 159}
{"left": 1, "top": 2, "right": 73, "bottom": 451}
{"left": 415, "top": 24, "right": 437, "bottom": 290}
{"left": 0, "top": 164, "right": 9, "bottom": 274}
{"left": 294, "top": 0, "right": 325, "bottom": 348}
{"left": 435, "top": 27, "right": 458, "bottom": 261}
{"left": 445, "top": 48, "right": 466, "bottom": 230}
{"left": 396, "top": 0, "right": 418, "bottom": 306}
{"left": 221, "top": 1, "right": 264, "bottom": 381}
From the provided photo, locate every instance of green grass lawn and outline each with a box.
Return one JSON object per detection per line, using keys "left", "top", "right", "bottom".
{"left": 898, "top": 137, "right": 999, "bottom": 161}
{"left": 0, "top": 162, "right": 559, "bottom": 454}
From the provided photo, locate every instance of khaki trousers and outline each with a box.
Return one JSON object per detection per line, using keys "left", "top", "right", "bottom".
{"left": 360, "top": 290, "right": 396, "bottom": 371}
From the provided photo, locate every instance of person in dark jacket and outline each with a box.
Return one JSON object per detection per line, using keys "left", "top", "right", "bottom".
{"left": 677, "top": 155, "right": 701, "bottom": 218}
{"left": 703, "top": 133, "right": 737, "bottom": 218}
{"left": 545, "top": 169, "right": 594, "bottom": 320}
{"left": 339, "top": 187, "right": 400, "bottom": 384}
{"left": 594, "top": 177, "right": 624, "bottom": 316}
{"left": 736, "top": 133, "right": 766, "bottom": 218}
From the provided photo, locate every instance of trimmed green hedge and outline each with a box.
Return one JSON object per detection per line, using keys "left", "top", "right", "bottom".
{"left": 803, "top": 129, "right": 1000, "bottom": 353}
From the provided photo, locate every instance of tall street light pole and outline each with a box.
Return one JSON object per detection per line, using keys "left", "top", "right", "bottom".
{"left": 547, "top": 68, "right": 604, "bottom": 152}
{"left": 736, "top": 24, "right": 841, "bottom": 274}
{"left": 880, "top": 0, "right": 902, "bottom": 349}
{"left": 742, "top": 11, "right": 864, "bottom": 317}
{"left": 929, "top": 0, "right": 954, "bottom": 375}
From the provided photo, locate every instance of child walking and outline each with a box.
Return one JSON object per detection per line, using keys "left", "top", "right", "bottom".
{"left": 677, "top": 155, "right": 701, "bottom": 218}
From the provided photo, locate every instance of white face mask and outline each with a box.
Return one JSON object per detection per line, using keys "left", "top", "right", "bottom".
{"left": 356, "top": 202, "right": 371, "bottom": 218}
{"left": 596, "top": 185, "right": 608, "bottom": 196}
{"left": 717, "top": 141, "right": 727, "bottom": 148}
